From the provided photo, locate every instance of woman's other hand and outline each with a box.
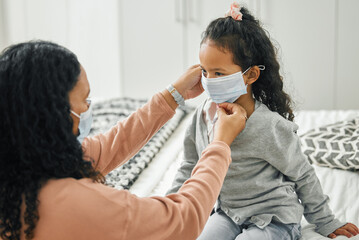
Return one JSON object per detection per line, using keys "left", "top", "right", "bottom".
{"left": 213, "top": 102, "right": 247, "bottom": 146}
{"left": 173, "top": 64, "right": 203, "bottom": 100}
{"left": 328, "top": 223, "right": 359, "bottom": 238}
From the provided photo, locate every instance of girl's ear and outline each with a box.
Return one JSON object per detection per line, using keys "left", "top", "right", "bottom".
{"left": 244, "top": 66, "right": 261, "bottom": 85}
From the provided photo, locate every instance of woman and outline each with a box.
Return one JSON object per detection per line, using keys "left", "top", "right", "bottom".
{"left": 0, "top": 41, "right": 247, "bottom": 240}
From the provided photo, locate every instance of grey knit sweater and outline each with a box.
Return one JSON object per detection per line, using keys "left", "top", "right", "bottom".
{"left": 167, "top": 99, "right": 344, "bottom": 237}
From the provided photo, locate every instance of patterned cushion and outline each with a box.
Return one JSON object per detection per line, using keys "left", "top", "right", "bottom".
{"left": 300, "top": 117, "right": 359, "bottom": 171}
{"left": 89, "top": 97, "right": 192, "bottom": 190}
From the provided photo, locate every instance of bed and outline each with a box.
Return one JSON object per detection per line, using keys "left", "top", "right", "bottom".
{"left": 91, "top": 97, "right": 359, "bottom": 240}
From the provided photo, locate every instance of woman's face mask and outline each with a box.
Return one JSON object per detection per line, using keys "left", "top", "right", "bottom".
{"left": 71, "top": 100, "right": 93, "bottom": 144}
{"left": 201, "top": 67, "right": 250, "bottom": 104}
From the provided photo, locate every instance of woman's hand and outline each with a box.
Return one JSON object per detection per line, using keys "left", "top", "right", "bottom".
{"left": 213, "top": 102, "right": 247, "bottom": 146}
{"left": 173, "top": 64, "right": 203, "bottom": 100}
{"left": 328, "top": 223, "right": 359, "bottom": 238}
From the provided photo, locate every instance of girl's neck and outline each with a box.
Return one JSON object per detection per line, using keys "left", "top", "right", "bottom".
{"left": 234, "top": 94, "right": 256, "bottom": 118}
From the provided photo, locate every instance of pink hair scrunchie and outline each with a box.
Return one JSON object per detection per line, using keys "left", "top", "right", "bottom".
{"left": 225, "top": 2, "right": 243, "bottom": 21}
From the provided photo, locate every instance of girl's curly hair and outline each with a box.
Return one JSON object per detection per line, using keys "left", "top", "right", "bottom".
{"left": 201, "top": 7, "right": 294, "bottom": 121}
{"left": 0, "top": 41, "right": 103, "bottom": 240}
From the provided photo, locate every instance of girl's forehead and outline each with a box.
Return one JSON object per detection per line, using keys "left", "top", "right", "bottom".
{"left": 200, "top": 39, "right": 230, "bottom": 53}
{"left": 200, "top": 42, "right": 235, "bottom": 67}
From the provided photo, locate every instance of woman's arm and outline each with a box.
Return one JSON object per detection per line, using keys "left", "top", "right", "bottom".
{"left": 82, "top": 65, "right": 203, "bottom": 175}
{"left": 40, "top": 141, "right": 231, "bottom": 240}
{"left": 125, "top": 141, "right": 231, "bottom": 240}
{"left": 39, "top": 103, "right": 247, "bottom": 240}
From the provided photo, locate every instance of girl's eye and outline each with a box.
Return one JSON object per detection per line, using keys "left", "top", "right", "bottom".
{"left": 201, "top": 69, "right": 207, "bottom": 77}
{"left": 215, "top": 72, "right": 224, "bottom": 76}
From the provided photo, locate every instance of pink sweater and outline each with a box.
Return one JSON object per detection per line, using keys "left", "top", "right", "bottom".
{"left": 19, "top": 93, "right": 232, "bottom": 240}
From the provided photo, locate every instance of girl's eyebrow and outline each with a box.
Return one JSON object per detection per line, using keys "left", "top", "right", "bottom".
{"left": 200, "top": 65, "right": 225, "bottom": 71}
{"left": 211, "top": 68, "right": 225, "bottom": 71}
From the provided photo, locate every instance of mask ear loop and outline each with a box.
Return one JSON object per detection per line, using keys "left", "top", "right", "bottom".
{"left": 242, "top": 67, "right": 251, "bottom": 75}
{"left": 71, "top": 110, "right": 81, "bottom": 119}
{"left": 245, "top": 65, "right": 266, "bottom": 72}
{"left": 71, "top": 99, "right": 92, "bottom": 119}
{"left": 240, "top": 67, "right": 251, "bottom": 93}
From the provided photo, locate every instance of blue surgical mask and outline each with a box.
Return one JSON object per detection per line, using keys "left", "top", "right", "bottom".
{"left": 71, "top": 100, "right": 93, "bottom": 144}
{"left": 201, "top": 67, "right": 251, "bottom": 104}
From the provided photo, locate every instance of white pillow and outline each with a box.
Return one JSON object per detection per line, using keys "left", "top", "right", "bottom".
{"left": 300, "top": 117, "right": 359, "bottom": 171}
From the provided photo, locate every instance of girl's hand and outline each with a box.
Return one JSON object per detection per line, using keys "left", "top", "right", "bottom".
{"left": 213, "top": 102, "right": 247, "bottom": 146}
{"left": 173, "top": 64, "right": 203, "bottom": 100}
{"left": 328, "top": 223, "right": 359, "bottom": 239}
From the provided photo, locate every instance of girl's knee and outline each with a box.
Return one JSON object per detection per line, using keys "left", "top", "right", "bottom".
{"left": 234, "top": 226, "right": 268, "bottom": 240}
{"left": 235, "top": 222, "right": 301, "bottom": 240}
{"left": 197, "top": 211, "right": 240, "bottom": 240}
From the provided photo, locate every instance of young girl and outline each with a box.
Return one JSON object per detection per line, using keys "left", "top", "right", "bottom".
{"left": 167, "top": 3, "right": 359, "bottom": 240}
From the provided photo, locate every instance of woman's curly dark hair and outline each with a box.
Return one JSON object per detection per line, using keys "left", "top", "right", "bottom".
{"left": 0, "top": 41, "right": 103, "bottom": 240}
{"left": 201, "top": 7, "right": 294, "bottom": 121}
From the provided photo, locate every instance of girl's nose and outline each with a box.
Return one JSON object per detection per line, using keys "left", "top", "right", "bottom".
{"left": 206, "top": 73, "right": 215, "bottom": 78}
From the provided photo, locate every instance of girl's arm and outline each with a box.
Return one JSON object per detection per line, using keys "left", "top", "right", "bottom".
{"left": 166, "top": 111, "right": 200, "bottom": 195}
{"left": 82, "top": 92, "right": 175, "bottom": 175}
{"left": 267, "top": 120, "right": 345, "bottom": 237}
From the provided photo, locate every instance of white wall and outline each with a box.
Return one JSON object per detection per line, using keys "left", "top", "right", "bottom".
{"left": 336, "top": 0, "right": 359, "bottom": 109}
{"left": 259, "top": 0, "right": 337, "bottom": 110}
{"left": 258, "top": 0, "right": 359, "bottom": 110}
{"left": 0, "top": 0, "right": 5, "bottom": 51}
{"left": 1, "top": 0, "right": 122, "bottom": 99}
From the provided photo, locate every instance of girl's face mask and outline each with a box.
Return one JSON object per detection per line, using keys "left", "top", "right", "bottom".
{"left": 201, "top": 67, "right": 250, "bottom": 104}
{"left": 71, "top": 100, "right": 93, "bottom": 144}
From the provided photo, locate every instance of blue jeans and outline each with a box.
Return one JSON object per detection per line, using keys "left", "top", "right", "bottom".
{"left": 197, "top": 209, "right": 302, "bottom": 240}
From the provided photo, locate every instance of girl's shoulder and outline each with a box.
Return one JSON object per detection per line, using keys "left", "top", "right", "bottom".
{"left": 251, "top": 101, "right": 298, "bottom": 134}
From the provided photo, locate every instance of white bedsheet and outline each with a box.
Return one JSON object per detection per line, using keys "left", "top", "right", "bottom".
{"left": 131, "top": 109, "right": 359, "bottom": 239}
{"left": 295, "top": 110, "right": 359, "bottom": 239}
{"left": 129, "top": 111, "right": 194, "bottom": 197}
{"left": 301, "top": 165, "right": 359, "bottom": 239}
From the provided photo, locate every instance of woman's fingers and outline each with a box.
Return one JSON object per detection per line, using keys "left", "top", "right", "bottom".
{"left": 218, "top": 102, "right": 247, "bottom": 119}
{"left": 213, "top": 102, "right": 247, "bottom": 146}
{"left": 216, "top": 106, "right": 227, "bottom": 118}
{"left": 173, "top": 65, "right": 202, "bottom": 100}
{"left": 189, "top": 64, "right": 200, "bottom": 69}
{"left": 217, "top": 102, "right": 234, "bottom": 114}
